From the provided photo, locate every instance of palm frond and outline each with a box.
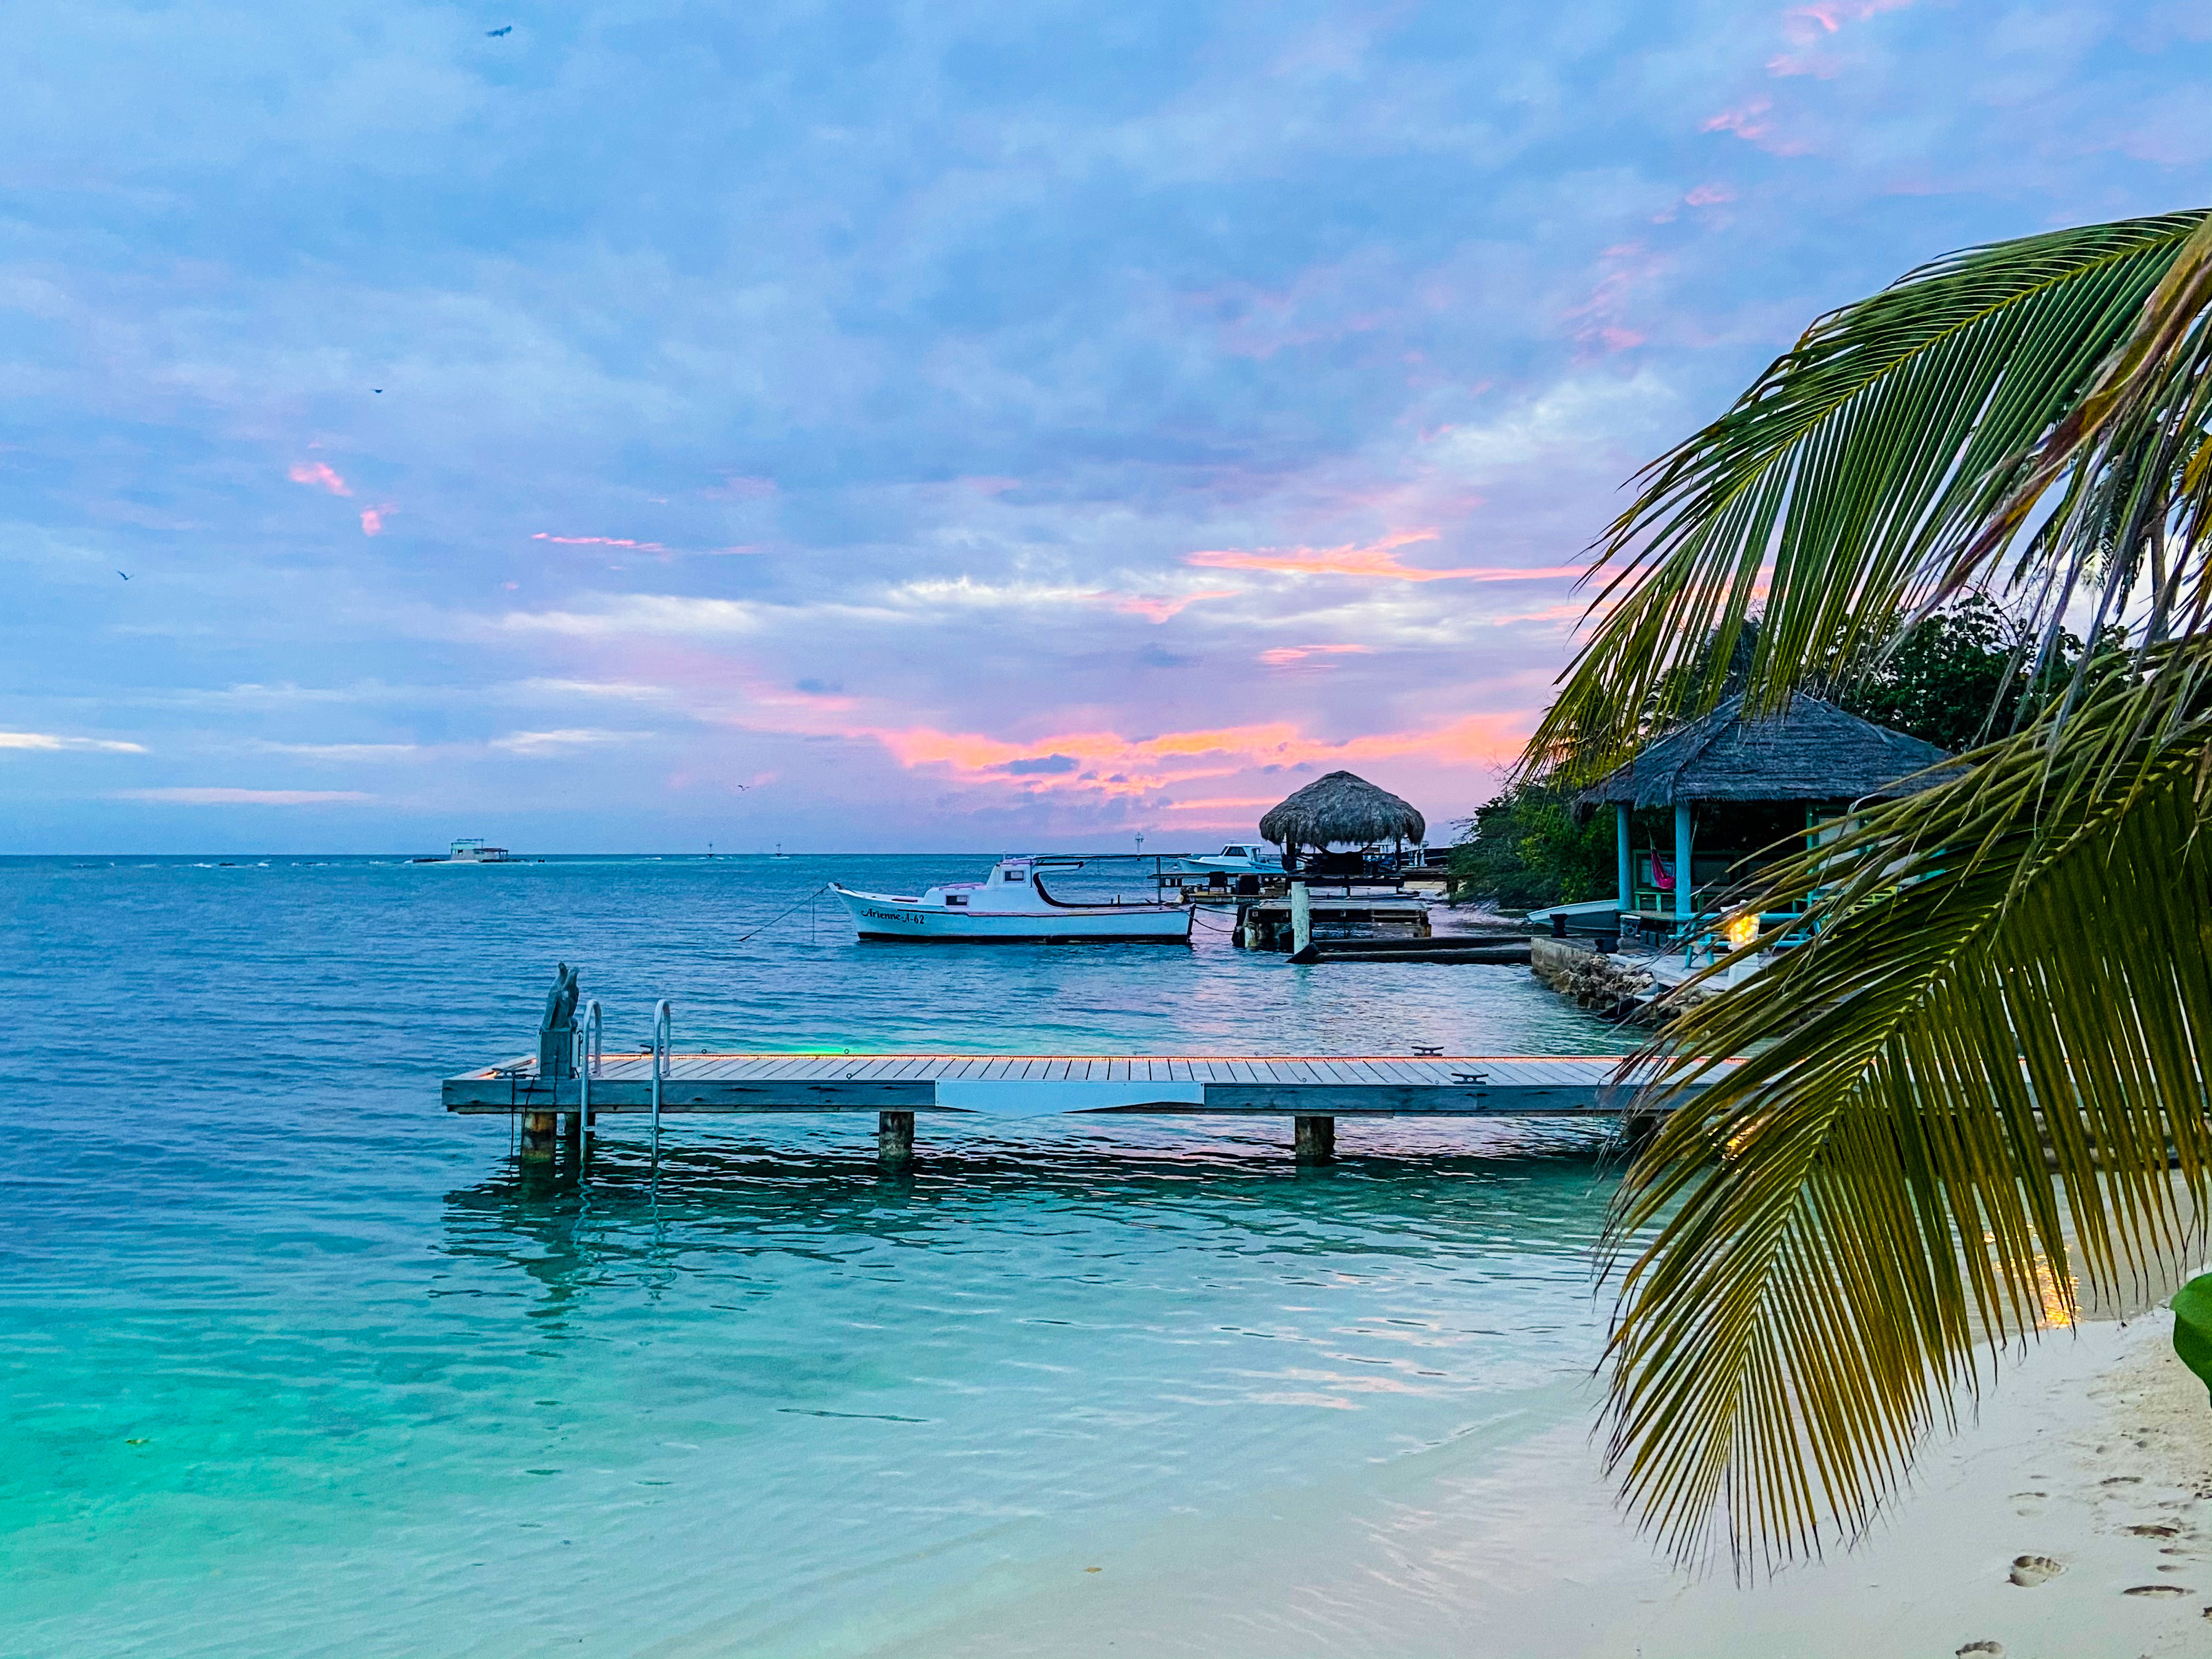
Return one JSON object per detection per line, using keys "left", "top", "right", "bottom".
{"left": 1601, "top": 662, "right": 2212, "bottom": 1572}
{"left": 1530, "top": 211, "right": 2211, "bottom": 783}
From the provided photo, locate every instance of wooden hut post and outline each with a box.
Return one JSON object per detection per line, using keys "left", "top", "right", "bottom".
{"left": 1615, "top": 804, "right": 1633, "bottom": 915}
{"left": 1673, "top": 802, "right": 1695, "bottom": 928}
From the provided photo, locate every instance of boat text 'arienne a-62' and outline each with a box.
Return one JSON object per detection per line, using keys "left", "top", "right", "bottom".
{"left": 831, "top": 857, "right": 1193, "bottom": 943}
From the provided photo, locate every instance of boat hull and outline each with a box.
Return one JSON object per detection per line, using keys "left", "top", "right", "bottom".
{"left": 833, "top": 888, "right": 1191, "bottom": 943}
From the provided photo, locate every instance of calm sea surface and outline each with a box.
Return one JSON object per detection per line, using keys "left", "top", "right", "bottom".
{"left": 1, "top": 855, "right": 1628, "bottom": 1658}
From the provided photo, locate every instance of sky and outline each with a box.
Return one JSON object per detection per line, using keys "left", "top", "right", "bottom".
{"left": 4, "top": 1, "right": 2208, "bottom": 854}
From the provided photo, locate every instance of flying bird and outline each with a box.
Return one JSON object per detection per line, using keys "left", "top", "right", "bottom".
{"left": 117, "top": 571, "right": 131, "bottom": 580}
{"left": 486, "top": 25, "right": 511, "bottom": 35}
{"left": 373, "top": 388, "right": 383, "bottom": 393}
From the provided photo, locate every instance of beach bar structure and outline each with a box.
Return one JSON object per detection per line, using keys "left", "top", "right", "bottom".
{"left": 1578, "top": 692, "right": 1951, "bottom": 935}
{"left": 1260, "top": 770, "right": 1425, "bottom": 877}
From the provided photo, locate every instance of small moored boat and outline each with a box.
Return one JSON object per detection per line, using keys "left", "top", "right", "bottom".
{"left": 1181, "top": 843, "right": 1282, "bottom": 874}
{"left": 832, "top": 857, "right": 1192, "bottom": 943}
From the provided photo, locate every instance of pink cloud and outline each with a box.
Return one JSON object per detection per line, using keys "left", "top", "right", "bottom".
{"left": 1701, "top": 96, "right": 1809, "bottom": 155}
{"left": 1684, "top": 183, "right": 1736, "bottom": 206}
{"left": 848, "top": 714, "right": 1532, "bottom": 802}
{"left": 360, "top": 505, "right": 394, "bottom": 536}
{"left": 1788, "top": 0, "right": 1913, "bottom": 35}
{"left": 289, "top": 461, "right": 351, "bottom": 496}
{"left": 1767, "top": 51, "right": 1842, "bottom": 76}
{"left": 534, "top": 533, "right": 669, "bottom": 552}
{"left": 1703, "top": 99, "right": 1772, "bottom": 139}
{"left": 1114, "top": 588, "right": 1240, "bottom": 622}
{"left": 1187, "top": 531, "right": 1578, "bottom": 584}
{"left": 1258, "top": 644, "right": 1374, "bottom": 668}
{"left": 704, "top": 475, "right": 778, "bottom": 500}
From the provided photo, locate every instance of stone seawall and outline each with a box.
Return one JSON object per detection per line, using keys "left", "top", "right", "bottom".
{"left": 1530, "top": 935, "right": 1660, "bottom": 1019}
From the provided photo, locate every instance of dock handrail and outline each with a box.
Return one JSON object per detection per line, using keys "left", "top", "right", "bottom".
{"left": 573, "top": 1000, "right": 602, "bottom": 1161}
{"left": 651, "top": 998, "right": 673, "bottom": 1155}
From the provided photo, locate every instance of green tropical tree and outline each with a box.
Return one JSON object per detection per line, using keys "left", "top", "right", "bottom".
{"left": 1527, "top": 211, "right": 2212, "bottom": 1571}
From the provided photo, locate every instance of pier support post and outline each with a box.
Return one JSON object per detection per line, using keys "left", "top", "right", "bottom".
{"left": 1620, "top": 1107, "right": 1663, "bottom": 1153}
{"left": 1290, "top": 881, "right": 1312, "bottom": 956}
{"left": 878, "top": 1110, "right": 916, "bottom": 1169}
{"left": 520, "top": 1110, "right": 559, "bottom": 1161}
{"left": 1293, "top": 1114, "right": 1335, "bottom": 1165}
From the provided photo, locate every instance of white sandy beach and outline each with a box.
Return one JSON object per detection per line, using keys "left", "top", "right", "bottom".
{"left": 863, "top": 1312, "right": 2211, "bottom": 1659}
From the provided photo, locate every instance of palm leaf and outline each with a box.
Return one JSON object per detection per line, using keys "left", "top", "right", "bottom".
{"left": 1531, "top": 211, "right": 2211, "bottom": 783}
{"left": 2175, "top": 1274, "right": 2212, "bottom": 1404}
{"left": 1601, "top": 669, "right": 2212, "bottom": 1571}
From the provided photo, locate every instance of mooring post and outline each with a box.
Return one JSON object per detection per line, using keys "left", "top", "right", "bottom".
{"left": 520, "top": 1110, "right": 560, "bottom": 1161}
{"left": 878, "top": 1109, "right": 916, "bottom": 1168}
{"left": 1290, "top": 881, "right": 1312, "bottom": 956}
{"left": 1293, "top": 1114, "right": 1335, "bottom": 1165}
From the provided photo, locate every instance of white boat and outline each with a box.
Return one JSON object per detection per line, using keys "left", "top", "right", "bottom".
{"left": 412, "top": 838, "right": 519, "bottom": 864}
{"left": 832, "top": 857, "right": 1192, "bottom": 943}
{"left": 1180, "top": 843, "right": 1283, "bottom": 874}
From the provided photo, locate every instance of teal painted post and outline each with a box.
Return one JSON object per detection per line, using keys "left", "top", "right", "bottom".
{"left": 1674, "top": 802, "right": 1695, "bottom": 927}
{"left": 1616, "top": 804, "right": 1633, "bottom": 913}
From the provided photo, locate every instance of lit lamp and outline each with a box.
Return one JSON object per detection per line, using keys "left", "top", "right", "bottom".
{"left": 1725, "top": 912, "right": 1759, "bottom": 951}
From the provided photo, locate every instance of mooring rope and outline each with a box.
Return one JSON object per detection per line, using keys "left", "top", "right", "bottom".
{"left": 733, "top": 882, "right": 833, "bottom": 942}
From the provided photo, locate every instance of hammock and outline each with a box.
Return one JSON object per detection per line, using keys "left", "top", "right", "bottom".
{"left": 1646, "top": 852, "right": 1675, "bottom": 893}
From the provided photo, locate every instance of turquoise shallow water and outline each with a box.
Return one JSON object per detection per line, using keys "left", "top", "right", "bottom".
{"left": 1, "top": 855, "right": 1627, "bottom": 1657}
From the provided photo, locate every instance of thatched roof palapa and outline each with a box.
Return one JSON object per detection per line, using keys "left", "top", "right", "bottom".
{"left": 1260, "top": 770, "right": 1426, "bottom": 850}
{"left": 1578, "top": 692, "right": 1954, "bottom": 811}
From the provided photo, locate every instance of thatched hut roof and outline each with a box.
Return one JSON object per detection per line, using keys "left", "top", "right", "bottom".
{"left": 1260, "top": 770, "right": 1426, "bottom": 849}
{"left": 1578, "top": 692, "right": 1953, "bottom": 810}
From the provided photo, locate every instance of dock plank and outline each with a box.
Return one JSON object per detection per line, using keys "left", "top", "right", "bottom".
{"left": 444, "top": 1049, "right": 1708, "bottom": 1116}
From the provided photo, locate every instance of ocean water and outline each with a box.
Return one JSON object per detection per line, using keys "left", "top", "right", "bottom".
{"left": 0, "top": 855, "right": 1630, "bottom": 1658}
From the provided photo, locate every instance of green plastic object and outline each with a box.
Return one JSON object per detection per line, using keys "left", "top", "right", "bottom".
{"left": 2174, "top": 1273, "right": 2212, "bottom": 1404}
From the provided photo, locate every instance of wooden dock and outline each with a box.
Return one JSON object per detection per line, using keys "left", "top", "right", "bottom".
{"left": 447, "top": 1051, "right": 1730, "bottom": 1165}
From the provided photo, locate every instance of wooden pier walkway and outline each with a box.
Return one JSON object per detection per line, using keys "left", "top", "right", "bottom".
{"left": 448, "top": 1051, "right": 1729, "bottom": 1164}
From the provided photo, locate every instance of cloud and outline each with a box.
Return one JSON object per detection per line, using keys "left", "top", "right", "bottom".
{"left": 497, "top": 596, "right": 765, "bottom": 638}
{"left": 1114, "top": 588, "right": 1241, "bottom": 621}
{"left": 995, "top": 753, "right": 1080, "bottom": 775}
{"left": 1188, "top": 531, "right": 1579, "bottom": 583}
{"left": 113, "top": 788, "right": 372, "bottom": 804}
{"left": 1702, "top": 97, "right": 1789, "bottom": 147}
{"left": 0, "top": 730, "right": 148, "bottom": 753}
{"left": 287, "top": 461, "right": 351, "bottom": 496}
{"left": 488, "top": 727, "right": 654, "bottom": 754}
{"left": 246, "top": 741, "right": 421, "bottom": 759}
{"left": 1257, "top": 643, "right": 1374, "bottom": 667}
{"left": 532, "top": 532, "right": 669, "bottom": 552}
{"left": 1788, "top": 0, "right": 1915, "bottom": 34}
{"left": 360, "top": 505, "right": 392, "bottom": 535}
{"left": 856, "top": 713, "right": 1528, "bottom": 798}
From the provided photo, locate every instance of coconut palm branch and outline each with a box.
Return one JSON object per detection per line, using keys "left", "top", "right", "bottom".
{"left": 1530, "top": 210, "right": 2212, "bottom": 1571}
{"left": 1530, "top": 209, "right": 2212, "bottom": 776}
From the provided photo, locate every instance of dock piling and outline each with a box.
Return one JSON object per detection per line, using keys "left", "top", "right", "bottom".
{"left": 520, "top": 1110, "right": 560, "bottom": 1160}
{"left": 1293, "top": 1114, "right": 1335, "bottom": 1165}
{"left": 878, "top": 1109, "right": 916, "bottom": 1168}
